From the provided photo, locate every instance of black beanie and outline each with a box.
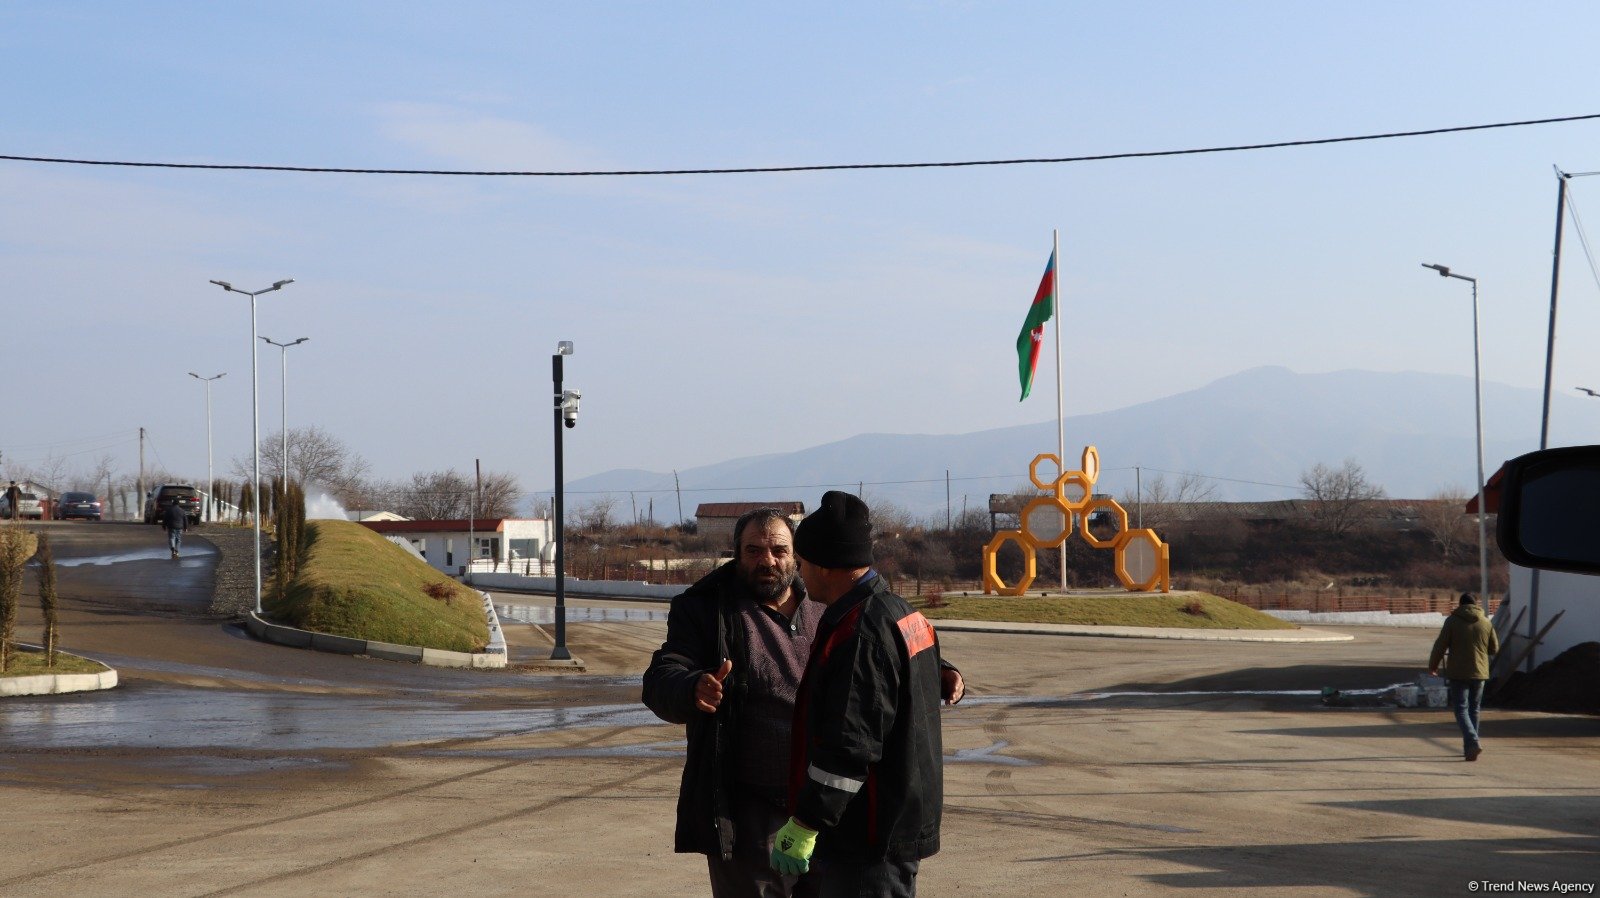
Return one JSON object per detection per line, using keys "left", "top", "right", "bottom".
{"left": 1459, "top": 593, "right": 1477, "bottom": 606}
{"left": 795, "top": 490, "right": 874, "bottom": 569}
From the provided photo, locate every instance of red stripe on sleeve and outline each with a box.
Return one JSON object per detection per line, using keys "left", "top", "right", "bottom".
{"left": 896, "top": 612, "right": 936, "bottom": 658}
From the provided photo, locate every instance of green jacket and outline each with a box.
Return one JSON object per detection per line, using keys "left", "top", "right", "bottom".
{"left": 1429, "top": 605, "right": 1499, "bottom": 680}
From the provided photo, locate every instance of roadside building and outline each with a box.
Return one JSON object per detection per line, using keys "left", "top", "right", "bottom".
{"left": 346, "top": 510, "right": 410, "bottom": 522}
{"left": 693, "top": 501, "right": 805, "bottom": 548}
{"left": 359, "top": 518, "right": 554, "bottom": 576}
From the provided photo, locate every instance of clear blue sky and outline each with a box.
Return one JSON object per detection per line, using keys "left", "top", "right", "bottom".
{"left": 5, "top": 2, "right": 1600, "bottom": 496}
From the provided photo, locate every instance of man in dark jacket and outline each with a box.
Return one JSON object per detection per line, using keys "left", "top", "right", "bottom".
{"left": 160, "top": 499, "right": 188, "bottom": 558}
{"left": 1429, "top": 593, "right": 1500, "bottom": 761}
{"left": 644, "top": 507, "right": 962, "bottom": 898}
{"left": 770, "top": 491, "right": 945, "bottom": 897}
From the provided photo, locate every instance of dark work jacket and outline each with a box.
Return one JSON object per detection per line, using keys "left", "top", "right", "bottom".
{"left": 789, "top": 574, "right": 943, "bottom": 863}
{"left": 641, "top": 562, "right": 808, "bottom": 859}
{"left": 160, "top": 503, "right": 188, "bottom": 531}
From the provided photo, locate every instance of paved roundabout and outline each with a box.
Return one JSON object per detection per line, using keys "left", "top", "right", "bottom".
{"left": 2, "top": 522, "right": 1596, "bottom": 896}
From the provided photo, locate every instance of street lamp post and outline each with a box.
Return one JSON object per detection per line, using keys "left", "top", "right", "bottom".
{"left": 261, "top": 336, "right": 310, "bottom": 486}
{"left": 188, "top": 372, "right": 226, "bottom": 522}
{"left": 1422, "top": 263, "right": 1490, "bottom": 604}
{"left": 210, "top": 278, "right": 294, "bottom": 615}
{"left": 551, "top": 340, "right": 579, "bottom": 661}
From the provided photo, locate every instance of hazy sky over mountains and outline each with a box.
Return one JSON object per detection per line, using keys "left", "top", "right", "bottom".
{"left": 5, "top": 3, "right": 1600, "bottom": 494}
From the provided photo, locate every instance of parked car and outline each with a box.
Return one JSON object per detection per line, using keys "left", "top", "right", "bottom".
{"left": 144, "top": 484, "right": 203, "bottom": 526}
{"left": 55, "top": 491, "right": 103, "bottom": 521}
{"left": 0, "top": 490, "right": 44, "bottom": 520}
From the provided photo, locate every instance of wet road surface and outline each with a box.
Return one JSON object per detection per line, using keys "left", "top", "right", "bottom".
{"left": 4, "top": 522, "right": 1598, "bottom": 896}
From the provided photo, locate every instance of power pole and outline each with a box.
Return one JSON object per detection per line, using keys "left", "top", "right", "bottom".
{"left": 138, "top": 427, "right": 146, "bottom": 521}
{"left": 673, "top": 470, "right": 683, "bottom": 526}
{"left": 934, "top": 470, "right": 947, "bottom": 531}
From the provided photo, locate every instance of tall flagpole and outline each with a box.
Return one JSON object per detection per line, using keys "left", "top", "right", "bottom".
{"left": 1054, "top": 228, "right": 1066, "bottom": 590}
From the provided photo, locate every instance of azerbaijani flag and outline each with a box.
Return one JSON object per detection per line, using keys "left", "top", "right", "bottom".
{"left": 1016, "top": 249, "right": 1056, "bottom": 401}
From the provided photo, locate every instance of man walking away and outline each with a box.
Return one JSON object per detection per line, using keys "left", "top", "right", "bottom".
{"left": 161, "top": 499, "right": 188, "bottom": 558}
{"left": 1429, "top": 593, "right": 1500, "bottom": 761}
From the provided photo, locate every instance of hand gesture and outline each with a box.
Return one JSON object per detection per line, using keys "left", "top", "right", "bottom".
{"left": 695, "top": 659, "right": 733, "bottom": 714}
{"left": 942, "top": 668, "right": 965, "bottom": 705}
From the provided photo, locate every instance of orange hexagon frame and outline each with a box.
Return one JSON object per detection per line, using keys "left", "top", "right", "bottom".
{"left": 982, "top": 530, "right": 1036, "bottom": 596}
{"left": 1114, "top": 528, "right": 1169, "bottom": 592}
{"left": 1078, "top": 497, "right": 1128, "bottom": 549}
{"left": 1020, "top": 496, "right": 1074, "bottom": 548}
{"left": 1028, "top": 453, "right": 1063, "bottom": 492}
{"left": 1055, "top": 471, "right": 1093, "bottom": 509}
{"left": 982, "top": 446, "right": 1170, "bottom": 595}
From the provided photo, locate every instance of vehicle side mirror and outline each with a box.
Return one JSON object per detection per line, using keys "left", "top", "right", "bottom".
{"left": 1495, "top": 445, "right": 1600, "bottom": 576}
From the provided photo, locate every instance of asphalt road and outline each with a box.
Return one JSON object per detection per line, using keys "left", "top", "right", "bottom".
{"left": 2, "top": 522, "right": 1596, "bottom": 896}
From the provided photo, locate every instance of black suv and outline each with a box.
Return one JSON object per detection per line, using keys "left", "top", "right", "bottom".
{"left": 145, "top": 484, "right": 203, "bottom": 526}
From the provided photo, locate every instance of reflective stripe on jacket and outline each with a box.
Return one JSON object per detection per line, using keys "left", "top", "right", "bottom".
{"left": 789, "top": 574, "right": 943, "bottom": 863}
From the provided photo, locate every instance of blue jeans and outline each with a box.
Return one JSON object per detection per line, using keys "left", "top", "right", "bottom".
{"left": 1448, "top": 678, "right": 1485, "bottom": 752}
{"left": 167, "top": 527, "right": 184, "bottom": 554}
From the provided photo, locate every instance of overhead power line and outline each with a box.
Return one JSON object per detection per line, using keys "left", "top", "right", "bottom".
{"left": 2, "top": 113, "right": 1596, "bottom": 178}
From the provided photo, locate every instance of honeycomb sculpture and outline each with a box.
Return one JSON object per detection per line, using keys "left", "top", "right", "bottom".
{"left": 982, "top": 445, "right": 1171, "bottom": 595}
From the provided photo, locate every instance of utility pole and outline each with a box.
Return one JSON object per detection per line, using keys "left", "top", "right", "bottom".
{"left": 673, "top": 469, "right": 683, "bottom": 526}
{"left": 934, "top": 470, "right": 947, "bottom": 531}
{"left": 138, "top": 427, "right": 146, "bottom": 521}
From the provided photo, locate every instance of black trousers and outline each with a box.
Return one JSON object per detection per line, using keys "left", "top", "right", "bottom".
{"left": 811, "top": 856, "right": 919, "bottom": 898}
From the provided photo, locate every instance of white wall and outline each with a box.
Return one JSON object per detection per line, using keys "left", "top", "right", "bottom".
{"left": 1505, "top": 564, "right": 1600, "bottom": 666}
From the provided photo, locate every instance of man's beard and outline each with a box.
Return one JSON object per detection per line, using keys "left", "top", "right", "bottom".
{"left": 739, "top": 564, "right": 794, "bottom": 602}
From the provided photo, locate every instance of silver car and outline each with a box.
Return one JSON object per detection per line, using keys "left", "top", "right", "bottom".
{"left": 1, "top": 491, "right": 44, "bottom": 520}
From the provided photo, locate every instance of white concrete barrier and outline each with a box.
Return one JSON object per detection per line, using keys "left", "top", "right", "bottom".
{"left": 470, "top": 572, "right": 681, "bottom": 600}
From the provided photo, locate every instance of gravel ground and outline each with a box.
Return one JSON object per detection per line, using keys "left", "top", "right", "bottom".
{"left": 197, "top": 524, "right": 271, "bottom": 616}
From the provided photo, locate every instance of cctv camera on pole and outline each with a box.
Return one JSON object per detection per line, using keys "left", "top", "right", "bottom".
{"left": 551, "top": 341, "right": 576, "bottom": 661}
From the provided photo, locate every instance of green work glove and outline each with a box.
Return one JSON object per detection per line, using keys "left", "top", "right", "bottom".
{"left": 769, "top": 817, "right": 818, "bottom": 876}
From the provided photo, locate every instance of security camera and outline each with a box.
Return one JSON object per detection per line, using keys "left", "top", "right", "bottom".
{"left": 561, "top": 389, "right": 581, "bottom": 428}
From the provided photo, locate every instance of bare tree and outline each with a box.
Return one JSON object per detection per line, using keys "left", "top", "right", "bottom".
{"left": 232, "top": 425, "right": 370, "bottom": 503}
{"left": 477, "top": 470, "right": 524, "bottom": 518}
{"left": 78, "top": 454, "right": 117, "bottom": 495}
{"left": 397, "top": 470, "right": 473, "bottom": 520}
{"left": 1416, "top": 487, "right": 1472, "bottom": 559}
{"left": 1118, "top": 471, "right": 1219, "bottom": 531}
{"left": 1299, "top": 459, "right": 1387, "bottom": 537}
{"left": 574, "top": 496, "right": 619, "bottom": 533}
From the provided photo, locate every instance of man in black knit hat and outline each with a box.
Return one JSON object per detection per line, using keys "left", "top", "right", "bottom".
{"left": 771, "top": 490, "right": 948, "bottom": 897}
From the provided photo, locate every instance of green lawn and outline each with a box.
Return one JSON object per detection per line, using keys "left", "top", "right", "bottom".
{"left": 267, "top": 519, "right": 489, "bottom": 653}
{"left": 1, "top": 649, "right": 108, "bottom": 677}
{"left": 916, "top": 591, "right": 1296, "bottom": 630}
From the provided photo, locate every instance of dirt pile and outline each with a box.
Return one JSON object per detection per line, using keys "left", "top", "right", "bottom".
{"left": 1492, "top": 642, "right": 1600, "bottom": 715}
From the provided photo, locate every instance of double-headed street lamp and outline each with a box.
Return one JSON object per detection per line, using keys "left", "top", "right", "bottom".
{"left": 1422, "top": 263, "right": 1489, "bottom": 604}
{"left": 188, "top": 372, "right": 225, "bottom": 522}
{"left": 261, "top": 336, "right": 310, "bottom": 486}
{"left": 551, "top": 340, "right": 580, "bottom": 661}
{"left": 210, "top": 278, "right": 294, "bottom": 615}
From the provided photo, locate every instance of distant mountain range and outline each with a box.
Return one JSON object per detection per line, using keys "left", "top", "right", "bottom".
{"left": 560, "top": 367, "right": 1598, "bottom": 522}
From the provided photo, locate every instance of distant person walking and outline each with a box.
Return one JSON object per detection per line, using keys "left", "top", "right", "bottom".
{"left": 160, "top": 500, "right": 188, "bottom": 558}
{"left": 1429, "top": 593, "right": 1500, "bottom": 761}
{"left": 5, "top": 481, "right": 19, "bottom": 521}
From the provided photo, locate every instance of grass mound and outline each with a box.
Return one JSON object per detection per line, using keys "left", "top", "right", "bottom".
{"left": 267, "top": 519, "right": 488, "bottom": 653}
{"left": 917, "top": 591, "right": 1296, "bottom": 630}
{"left": 1, "top": 648, "right": 108, "bottom": 677}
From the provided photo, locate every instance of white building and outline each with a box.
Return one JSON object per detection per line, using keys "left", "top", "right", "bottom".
{"left": 360, "top": 518, "right": 554, "bottom": 576}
